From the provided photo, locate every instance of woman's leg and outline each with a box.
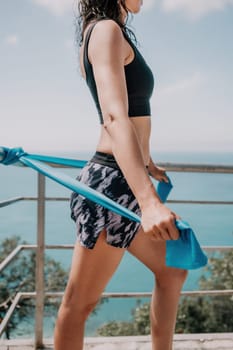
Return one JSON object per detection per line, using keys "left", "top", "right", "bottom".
{"left": 128, "top": 228, "right": 188, "bottom": 350}
{"left": 54, "top": 230, "right": 125, "bottom": 350}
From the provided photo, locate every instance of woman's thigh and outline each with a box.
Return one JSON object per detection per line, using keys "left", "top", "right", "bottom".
{"left": 127, "top": 228, "right": 187, "bottom": 285}
{"left": 63, "top": 230, "right": 125, "bottom": 308}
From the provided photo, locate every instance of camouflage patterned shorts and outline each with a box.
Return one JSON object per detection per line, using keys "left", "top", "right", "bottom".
{"left": 70, "top": 152, "right": 141, "bottom": 249}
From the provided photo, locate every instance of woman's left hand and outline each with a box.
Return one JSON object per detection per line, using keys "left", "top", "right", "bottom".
{"left": 148, "top": 161, "right": 169, "bottom": 183}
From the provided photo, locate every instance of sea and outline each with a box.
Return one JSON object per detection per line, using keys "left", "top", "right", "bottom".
{"left": 0, "top": 150, "right": 233, "bottom": 338}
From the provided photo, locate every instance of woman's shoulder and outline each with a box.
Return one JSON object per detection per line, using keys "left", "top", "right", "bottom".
{"left": 93, "top": 18, "right": 122, "bottom": 31}
{"left": 87, "top": 19, "right": 126, "bottom": 63}
{"left": 90, "top": 19, "right": 124, "bottom": 43}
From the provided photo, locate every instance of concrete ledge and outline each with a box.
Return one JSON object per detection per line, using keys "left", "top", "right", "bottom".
{"left": 0, "top": 333, "right": 233, "bottom": 349}
{"left": 83, "top": 334, "right": 233, "bottom": 349}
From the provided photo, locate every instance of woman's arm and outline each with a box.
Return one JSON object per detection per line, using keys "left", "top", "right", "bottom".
{"left": 88, "top": 20, "right": 179, "bottom": 241}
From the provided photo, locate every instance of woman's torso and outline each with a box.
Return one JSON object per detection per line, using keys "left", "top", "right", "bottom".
{"left": 79, "top": 22, "right": 153, "bottom": 166}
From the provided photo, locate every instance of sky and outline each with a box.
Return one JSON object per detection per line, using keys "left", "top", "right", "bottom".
{"left": 0, "top": 0, "right": 233, "bottom": 154}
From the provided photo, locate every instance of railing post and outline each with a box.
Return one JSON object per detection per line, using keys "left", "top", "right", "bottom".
{"left": 35, "top": 173, "right": 46, "bottom": 349}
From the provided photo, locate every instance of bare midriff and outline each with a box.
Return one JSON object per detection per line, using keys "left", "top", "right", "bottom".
{"left": 96, "top": 115, "right": 151, "bottom": 166}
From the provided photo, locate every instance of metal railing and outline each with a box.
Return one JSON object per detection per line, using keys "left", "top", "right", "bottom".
{"left": 0, "top": 162, "right": 233, "bottom": 349}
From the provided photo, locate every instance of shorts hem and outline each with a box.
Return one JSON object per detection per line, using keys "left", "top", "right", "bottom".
{"left": 77, "top": 223, "right": 141, "bottom": 250}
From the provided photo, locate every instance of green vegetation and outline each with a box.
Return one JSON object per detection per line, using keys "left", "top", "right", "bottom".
{"left": 0, "top": 236, "right": 68, "bottom": 338}
{"left": 176, "top": 250, "right": 233, "bottom": 333}
{"left": 97, "top": 301, "right": 151, "bottom": 336}
{"left": 97, "top": 250, "right": 233, "bottom": 336}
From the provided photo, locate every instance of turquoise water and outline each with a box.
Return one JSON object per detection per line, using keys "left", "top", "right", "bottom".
{"left": 0, "top": 151, "right": 233, "bottom": 337}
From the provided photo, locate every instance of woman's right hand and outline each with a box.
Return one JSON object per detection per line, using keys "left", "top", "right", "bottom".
{"left": 141, "top": 202, "right": 180, "bottom": 241}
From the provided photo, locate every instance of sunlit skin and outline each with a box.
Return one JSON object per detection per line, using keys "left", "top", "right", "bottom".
{"left": 54, "top": 2, "right": 188, "bottom": 350}
{"left": 124, "top": 0, "right": 143, "bottom": 13}
{"left": 80, "top": 0, "right": 167, "bottom": 181}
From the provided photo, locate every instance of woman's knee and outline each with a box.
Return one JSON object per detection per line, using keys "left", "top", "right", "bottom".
{"left": 61, "top": 284, "right": 100, "bottom": 321}
{"left": 60, "top": 297, "right": 99, "bottom": 323}
{"left": 70, "top": 299, "right": 98, "bottom": 318}
{"left": 156, "top": 268, "right": 188, "bottom": 290}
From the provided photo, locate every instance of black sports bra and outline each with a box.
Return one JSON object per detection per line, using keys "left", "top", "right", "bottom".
{"left": 83, "top": 20, "right": 154, "bottom": 124}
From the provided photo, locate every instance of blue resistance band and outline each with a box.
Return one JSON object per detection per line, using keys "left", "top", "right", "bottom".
{"left": 0, "top": 146, "right": 208, "bottom": 270}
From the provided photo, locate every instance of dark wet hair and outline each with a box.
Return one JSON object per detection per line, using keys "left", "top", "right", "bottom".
{"left": 74, "top": 0, "right": 135, "bottom": 46}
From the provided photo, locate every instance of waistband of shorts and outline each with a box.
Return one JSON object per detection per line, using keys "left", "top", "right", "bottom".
{"left": 90, "top": 152, "right": 120, "bottom": 170}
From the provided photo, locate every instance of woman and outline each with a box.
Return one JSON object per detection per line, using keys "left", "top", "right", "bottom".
{"left": 54, "top": 1, "right": 188, "bottom": 349}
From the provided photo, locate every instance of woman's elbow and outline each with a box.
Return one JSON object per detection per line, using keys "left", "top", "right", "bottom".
{"left": 103, "top": 114, "right": 131, "bottom": 136}
{"left": 103, "top": 113, "right": 115, "bottom": 130}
